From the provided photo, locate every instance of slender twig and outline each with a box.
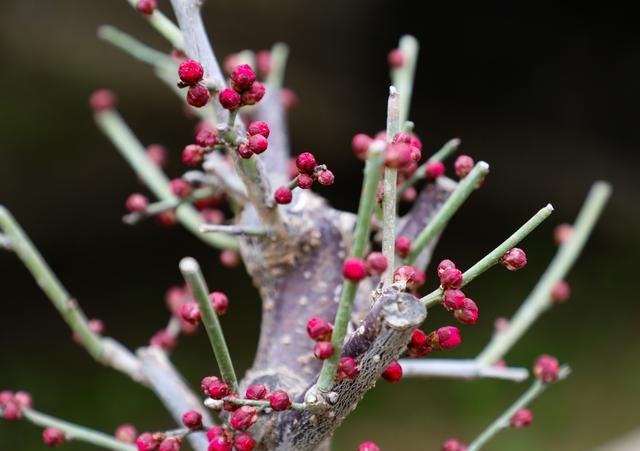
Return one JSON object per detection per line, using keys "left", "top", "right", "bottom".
{"left": 200, "top": 224, "right": 270, "bottom": 236}
{"left": 381, "top": 87, "right": 401, "bottom": 285}
{"left": 94, "top": 110, "right": 239, "bottom": 251}
{"left": 407, "top": 162, "right": 490, "bottom": 264}
{"left": 179, "top": 257, "right": 238, "bottom": 392}
{"left": 316, "top": 141, "right": 386, "bottom": 392}
{"left": 0, "top": 232, "right": 11, "bottom": 250}
{"left": 397, "top": 138, "right": 461, "bottom": 197}
{"left": 126, "top": 0, "right": 184, "bottom": 50}
{"left": 399, "top": 359, "right": 528, "bottom": 382}
{"left": 0, "top": 407, "right": 136, "bottom": 451}
{"left": 202, "top": 153, "right": 248, "bottom": 204}
{"left": 467, "top": 367, "right": 571, "bottom": 451}
{"left": 476, "top": 182, "right": 611, "bottom": 366}
{"left": 265, "top": 42, "right": 289, "bottom": 88}
{"left": 420, "top": 204, "right": 554, "bottom": 307}
{"left": 98, "top": 25, "right": 175, "bottom": 70}
{"left": 0, "top": 206, "right": 104, "bottom": 359}
{"left": 123, "top": 187, "right": 216, "bottom": 225}
{"left": 204, "top": 397, "right": 306, "bottom": 412}
{"left": 391, "top": 35, "right": 419, "bottom": 127}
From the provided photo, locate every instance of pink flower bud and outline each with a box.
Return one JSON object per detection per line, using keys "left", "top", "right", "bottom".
{"left": 510, "top": 408, "right": 533, "bottom": 428}
{"left": 219, "top": 89, "right": 241, "bottom": 110}
{"left": 359, "top": 441, "right": 381, "bottom": 451}
{"left": 336, "top": 357, "right": 359, "bottom": 380}
{"left": 352, "top": 133, "right": 373, "bottom": 160}
{"left": 437, "top": 259, "right": 457, "bottom": 276}
{"left": 407, "top": 329, "right": 432, "bottom": 358}
{"left": 195, "top": 128, "right": 218, "bottom": 147}
{"left": 149, "top": 330, "right": 176, "bottom": 350}
{"left": 316, "top": 169, "right": 335, "bottom": 186}
{"left": 274, "top": 186, "right": 293, "bottom": 204}
{"left": 431, "top": 326, "right": 462, "bottom": 350}
{"left": 442, "top": 438, "right": 467, "bottom": 451}
{"left": 201, "top": 376, "right": 229, "bottom": 399}
{"left": 223, "top": 393, "right": 240, "bottom": 412}
{"left": 136, "top": 0, "right": 157, "bottom": 16}
{"left": 170, "top": 179, "right": 193, "bottom": 198}
{"left": 393, "top": 265, "right": 424, "bottom": 290}
{"left": 220, "top": 250, "right": 240, "bottom": 268}
{"left": 2, "top": 401, "right": 22, "bottom": 421}
{"left": 230, "top": 64, "right": 256, "bottom": 92}
{"left": 384, "top": 143, "right": 412, "bottom": 169}
{"left": 178, "top": 60, "right": 204, "bottom": 85}
{"left": 454, "top": 298, "right": 479, "bottom": 325}
{"left": 382, "top": 361, "right": 403, "bottom": 383}
{"left": 179, "top": 302, "right": 201, "bottom": 325}
{"left": 425, "top": 160, "right": 445, "bottom": 180}
{"left": 248, "top": 134, "right": 268, "bottom": 154}
{"left": 206, "top": 426, "right": 226, "bottom": 441}
{"left": 146, "top": 144, "right": 168, "bottom": 167}
{"left": 182, "top": 144, "right": 205, "bottom": 167}
{"left": 115, "top": 424, "right": 137, "bottom": 443}
{"left": 280, "top": 88, "right": 297, "bottom": 110}
{"left": 343, "top": 257, "right": 368, "bottom": 281}
{"left": 187, "top": 84, "right": 210, "bottom": 108}
{"left": 241, "top": 82, "right": 265, "bottom": 105}
{"left": 297, "top": 173, "right": 314, "bottom": 189}
{"left": 533, "top": 355, "right": 560, "bottom": 383}
{"left": 256, "top": 49, "right": 272, "bottom": 76}
{"left": 43, "top": 427, "right": 65, "bottom": 447}
{"left": 551, "top": 281, "right": 570, "bottom": 303}
{"left": 182, "top": 410, "right": 203, "bottom": 430}
{"left": 269, "top": 390, "right": 291, "bottom": 411}
{"left": 313, "top": 341, "right": 335, "bottom": 360}
{"left": 234, "top": 433, "right": 255, "bottom": 451}
{"left": 89, "top": 89, "right": 117, "bottom": 112}
{"left": 365, "top": 252, "right": 388, "bottom": 275}
{"left": 442, "top": 289, "right": 465, "bottom": 311}
{"left": 230, "top": 406, "right": 258, "bottom": 430}
{"left": 126, "top": 193, "right": 149, "bottom": 213}
{"left": 440, "top": 267, "right": 463, "bottom": 289}
{"left": 248, "top": 121, "right": 270, "bottom": 138}
{"left": 501, "top": 247, "right": 527, "bottom": 271}
{"left": 156, "top": 210, "right": 177, "bottom": 227}
{"left": 307, "top": 317, "right": 333, "bottom": 341}
{"left": 401, "top": 186, "right": 417, "bottom": 203}
{"left": 245, "top": 384, "right": 270, "bottom": 401}
{"left": 237, "top": 144, "right": 253, "bottom": 159}
{"left": 454, "top": 155, "right": 474, "bottom": 178}
{"left": 13, "top": 391, "right": 32, "bottom": 408}
{"left": 554, "top": 223, "right": 574, "bottom": 245}
{"left": 208, "top": 435, "right": 233, "bottom": 451}
{"left": 295, "top": 152, "right": 317, "bottom": 174}
{"left": 210, "top": 291, "right": 229, "bottom": 316}
{"left": 159, "top": 437, "right": 182, "bottom": 451}
{"left": 0, "top": 390, "right": 14, "bottom": 408}
{"left": 388, "top": 48, "right": 404, "bottom": 68}
{"left": 395, "top": 235, "right": 412, "bottom": 258}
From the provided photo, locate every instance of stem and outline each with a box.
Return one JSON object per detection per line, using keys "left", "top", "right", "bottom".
{"left": 467, "top": 367, "right": 571, "bottom": 451}
{"left": 16, "top": 407, "right": 136, "bottom": 451}
{"left": 399, "top": 359, "right": 528, "bottom": 381}
{"left": 265, "top": 42, "right": 289, "bottom": 88}
{"left": 391, "top": 35, "right": 419, "bottom": 125}
{"left": 420, "top": 204, "right": 555, "bottom": 307}
{"left": 98, "top": 25, "right": 175, "bottom": 70}
{"left": 122, "top": 187, "right": 216, "bottom": 225}
{"left": 199, "top": 224, "right": 270, "bottom": 236}
{"left": 397, "top": 138, "right": 461, "bottom": 197}
{"left": 212, "top": 397, "right": 305, "bottom": 412}
{"left": 381, "top": 87, "right": 401, "bottom": 285}
{"left": 316, "top": 141, "right": 386, "bottom": 391}
{"left": 0, "top": 206, "right": 103, "bottom": 360}
{"left": 0, "top": 232, "right": 11, "bottom": 250}
{"left": 179, "top": 257, "right": 238, "bottom": 392}
{"left": 407, "top": 161, "right": 490, "bottom": 264}
{"left": 126, "top": 0, "right": 184, "bottom": 50}
{"left": 95, "top": 110, "right": 239, "bottom": 251}
{"left": 476, "top": 182, "right": 611, "bottom": 365}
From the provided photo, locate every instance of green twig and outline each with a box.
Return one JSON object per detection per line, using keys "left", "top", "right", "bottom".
{"left": 316, "top": 141, "right": 386, "bottom": 392}
{"left": 179, "top": 257, "right": 238, "bottom": 392}
{"left": 122, "top": 187, "right": 216, "bottom": 225}
{"left": 0, "top": 206, "right": 103, "bottom": 360}
{"left": 94, "top": 110, "right": 239, "bottom": 251}
{"left": 420, "top": 204, "right": 554, "bottom": 307}
{"left": 126, "top": 0, "right": 184, "bottom": 50}
{"left": 406, "top": 161, "right": 490, "bottom": 264}
{"left": 98, "top": 25, "right": 175, "bottom": 70}
{"left": 214, "top": 397, "right": 305, "bottom": 412}
{"left": 265, "top": 42, "right": 289, "bottom": 88}
{"left": 391, "top": 35, "right": 419, "bottom": 126}
{"left": 475, "top": 182, "right": 611, "bottom": 365}
{"left": 199, "top": 224, "right": 270, "bottom": 236}
{"left": 397, "top": 138, "right": 461, "bottom": 197}
{"left": 467, "top": 367, "right": 570, "bottom": 451}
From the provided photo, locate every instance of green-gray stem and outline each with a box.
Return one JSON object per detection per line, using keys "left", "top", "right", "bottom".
{"left": 123, "top": 187, "right": 216, "bottom": 225}
{"left": 467, "top": 367, "right": 570, "bottom": 451}
{"left": 222, "top": 397, "right": 305, "bottom": 412}
{"left": 95, "top": 110, "right": 239, "bottom": 251}
{"left": 199, "top": 224, "right": 270, "bottom": 236}
{"left": 475, "top": 182, "right": 611, "bottom": 365}
{"left": 420, "top": 204, "right": 554, "bottom": 307}
{"left": 126, "top": 0, "right": 184, "bottom": 50}
{"left": 316, "top": 142, "right": 385, "bottom": 391}
{"left": 98, "top": 25, "right": 175, "bottom": 70}
{"left": 179, "top": 257, "right": 238, "bottom": 392}
{"left": 407, "top": 161, "right": 489, "bottom": 264}
{"left": 391, "top": 35, "right": 419, "bottom": 128}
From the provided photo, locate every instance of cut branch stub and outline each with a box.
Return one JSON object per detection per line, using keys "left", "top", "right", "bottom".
{"left": 275, "top": 287, "right": 426, "bottom": 450}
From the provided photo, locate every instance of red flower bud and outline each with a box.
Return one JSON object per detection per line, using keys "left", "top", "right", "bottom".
{"left": 241, "top": 82, "right": 265, "bottom": 105}
{"left": 306, "top": 317, "right": 333, "bottom": 341}
{"left": 442, "top": 289, "right": 465, "bottom": 311}
{"left": 182, "top": 410, "right": 203, "bottom": 430}
{"left": 551, "top": 281, "right": 570, "bottom": 303}
{"left": 395, "top": 235, "right": 412, "bottom": 258}
{"left": 501, "top": 247, "right": 527, "bottom": 271}
{"left": 387, "top": 48, "right": 404, "bottom": 68}
{"left": 336, "top": 357, "right": 359, "bottom": 380}
{"left": 2, "top": 402, "right": 22, "bottom": 421}
{"left": 382, "top": 361, "right": 403, "bottom": 383}
{"left": 245, "top": 384, "right": 270, "bottom": 401}
{"left": 115, "top": 424, "right": 137, "bottom": 443}
{"left": 295, "top": 152, "right": 317, "bottom": 174}
{"left": 159, "top": 438, "right": 181, "bottom": 451}
{"left": 453, "top": 298, "right": 479, "bottom": 325}
{"left": 313, "top": 341, "right": 335, "bottom": 360}
{"left": 248, "top": 121, "right": 270, "bottom": 138}
{"left": 195, "top": 128, "right": 218, "bottom": 147}
{"left": 280, "top": 88, "right": 298, "bottom": 110}
{"left": 169, "top": 179, "right": 193, "bottom": 198}
{"left": 316, "top": 169, "right": 335, "bottom": 186}
{"left": 384, "top": 143, "right": 412, "bottom": 168}
{"left": 220, "top": 250, "right": 240, "bottom": 268}
{"left": 234, "top": 433, "right": 255, "bottom": 451}
{"left": 274, "top": 186, "right": 293, "bottom": 204}
{"left": 437, "top": 259, "right": 457, "bottom": 276}
{"left": 206, "top": 426, "right": 226, "bottom": 442}
{"left": 146, "top": 144, "right": 168, "bottom": 167}
{"left": 89, "top": 89, "right": 117, "bottom": 112}
{"left": 297, "top": 173, "right": 314, "bottom": 189}
{"left": 136, "top": 0, "right": 157, "bottom": 16}
{"left": 365, "top": 252, "right": 388, "bottom": 275}
{"left": 230, "top": 406, "right": 258, "bottom": 430}
{"left": 208, "top": 435, "right": 233, "bottom": 451}
{"left": 343, "top": 257, "right": 368, "bottom": 281}
{"left": 425, "top": 160, "right": 445, "bottom": 180}
{"left": 201, "top": 376, "right": 229, "bottom": 399}
{"left": 352, "top": 133, "right": 373, "bottom": 160}
{"left": 442, "top": 438, "right": 467, "bottom": 451}
{"left": 430, "top": 326, "right": 462, "bottom": 350}
{"left": 179, "top": 302, "right": 201, "bottom": 325}
{"left": 359, "top": 441, "right": 381, "bottom": 451}
{"left": 219, "top": 89, "right": 241, "bottom": 110}
{"left": 269, "top": 390, "right": 291, "bottom": 411}
{"left": 533, "top": 355, "right": 560, "bottom": 383}
{"left": 248, "top": 134, "right": 268, "bottom": 154}
{"left": 393, "top": 265, "right": 424, "bottom": 290}
{"left": 454, "top": 155, "right": 474, "bottom": 178}
{"left": 43, "top": 427, "right": 65, "bottom": 447}
{"left": 149, "top": 330, "right": 176, "bottom": 350}
{"left": 126, "top": 193, "right": 149, "bottom": 213}
{"left": 510, "top": 408, "right": 533, "bottom": 428}
{"left": 440, "top": 267, "right": 463, "bottom": 289}
{"left": 256, "top": 49, "right": 272, "bottom": 76}
{"left": 210, "top": 291, "right": 229, "bottom": 316}
{"left": 182, "top": 144, "right": 205, "bottom": 167}
{"left": 178, "top": 60, "right": 204, "bottom": 85}
{"left": 230, "top": 64, "right": 256, "bottom": 92}
{"left": 237, "top": 144, "right": 253, "bottom": 159}
{"left": 187, "top": 84, "right": 210, "bottom": 108}
{"left": 156, "top": 210, "right": 177, "bottom": 227}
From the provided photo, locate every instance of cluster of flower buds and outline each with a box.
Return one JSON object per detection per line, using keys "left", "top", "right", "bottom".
{"left": 438, "top": 260, "right": 479, "bottom": 325}
{"left": 306, "top": 317, "right": 335, "bottom": 360}
{"left": 236, "top": 121, "right": 271, "bottom": 159}
{"left": 274, "top": 152, "right": 335, "bottom": 204}
{"left": 177, "top": 60, "right": 211, "bottom": 108}
{"left": 0, "top": 390, "right": 31, "bottom": 421}
{"left": 393, "top": 265, "right": 426, "bottom": 291}
{"left": 219, "top": 64, "right": 265, "bottom": 111}
{"left": 207, "top": 425, "right": 255, "bottom": 451}
{"left": 406, "top": 326, "right": 462, "bottom": 358}
{"left": 165, "top": 285, "right": 199, "bottom": 334}
{"left": 135, "top": 431, "right": 184, "bottom": 451}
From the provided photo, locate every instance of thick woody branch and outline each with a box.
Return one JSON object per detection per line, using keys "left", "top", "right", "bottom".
{"left": 138, "top": 347, "right": 212, "bottom": 451}
{"left": 0, "top": 407, "right": 136, "bottom": 451}
{"left": 476, "top": 182, "right": 611, "bottom": 366}
{"left": 277, "top": 288, "right": 426, "bottom": 450}
{"left": 399, "top": 359, "right": 528, "bottom": 382}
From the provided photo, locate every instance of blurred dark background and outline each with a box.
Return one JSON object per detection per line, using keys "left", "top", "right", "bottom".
{"left": 1, "top": 2, "right": 638, "bottom": 450}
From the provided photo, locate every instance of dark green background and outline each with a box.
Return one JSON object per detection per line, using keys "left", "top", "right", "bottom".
{"left": 1, "top": 2, "right": 638, "bottom": 450}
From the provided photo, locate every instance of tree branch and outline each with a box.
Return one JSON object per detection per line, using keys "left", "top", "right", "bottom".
{"left": 399, "top": 359, "right": 528, "bottom": 382}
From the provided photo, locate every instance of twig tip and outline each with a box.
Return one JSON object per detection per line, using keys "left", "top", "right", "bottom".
{"left": 179, "top": 257, "right": 199, "bottom": 273}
